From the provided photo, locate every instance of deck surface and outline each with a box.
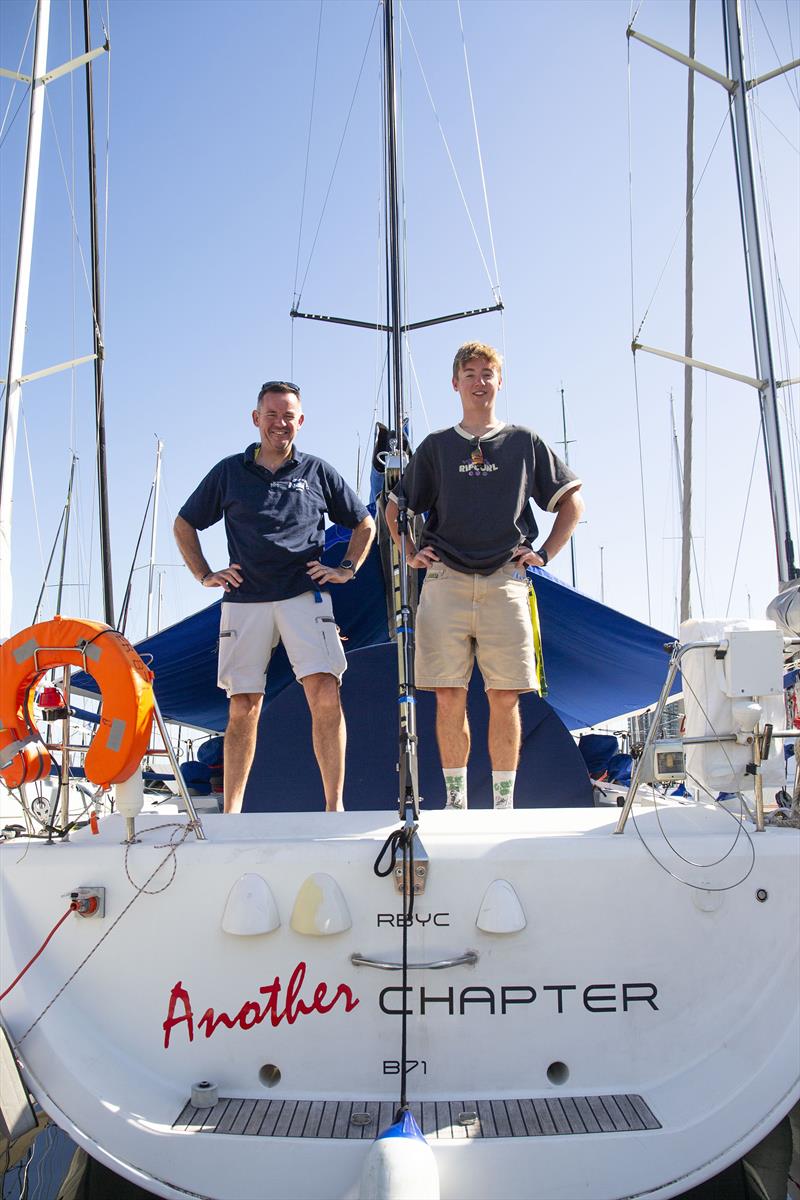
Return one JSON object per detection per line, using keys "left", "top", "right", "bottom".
{"left": 173, "top": 1093, "right": 661, "bottom": 1140}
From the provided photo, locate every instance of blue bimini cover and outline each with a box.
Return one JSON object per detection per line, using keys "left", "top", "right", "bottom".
{"left": 76, "top": 522, "right": 676, "bottom": 811}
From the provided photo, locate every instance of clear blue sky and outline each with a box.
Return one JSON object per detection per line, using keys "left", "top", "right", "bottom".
{"left": 1, "top": 0, "right": 798, "bottom": 642}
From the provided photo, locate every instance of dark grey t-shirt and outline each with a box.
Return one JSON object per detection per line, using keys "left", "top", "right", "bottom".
{"left": 394, "top": 424, "right": 580, "bottom": 575}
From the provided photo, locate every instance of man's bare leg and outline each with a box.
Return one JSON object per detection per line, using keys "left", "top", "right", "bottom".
{"left": 434, "top": 687, "right": 470, "bottom": 767}
{"left": 302, "top": 672, "right": 346, "bottom": 811}
{"left": 486, "top": 689, "right": 522, "bottom": 770}
{"left": 223, "top": 692, "right": 264, "bottom": 813}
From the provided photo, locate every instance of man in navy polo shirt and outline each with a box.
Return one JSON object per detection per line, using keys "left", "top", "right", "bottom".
{"left": 174, "top": 382, "right": 375, "bottom": 813}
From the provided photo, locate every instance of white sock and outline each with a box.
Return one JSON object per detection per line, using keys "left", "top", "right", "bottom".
{"left": 492, "top": 771, "right": 516, "bottom": 809}
{"left": 443, "top": 767, "right": 468, "bottom": 810}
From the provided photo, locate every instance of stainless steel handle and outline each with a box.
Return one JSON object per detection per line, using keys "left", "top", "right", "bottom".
{"left": 350, "top": 951, "right": 478, "bottom": 971}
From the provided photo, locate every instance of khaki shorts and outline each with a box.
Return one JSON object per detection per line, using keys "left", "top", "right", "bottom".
{"left": 218, "top": 593, "right": 347, "bottom": 697}
{"left": 415, "top": 562, "right": 538, "bottom": 692}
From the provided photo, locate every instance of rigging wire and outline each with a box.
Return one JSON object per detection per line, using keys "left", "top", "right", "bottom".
{"left": 293, "top": 2, "right": 381, "bottom": 308}
{"left": 749, "top": 98, "right": 800, "bottom": 154}
{"left": 626, "top": 35, "right": 653, "bottom": 624}
{"left": 0, "top": 84, "right": 31, "bottom": 153}
{"left": 629, "top": 790, "right": 756, "bottom": 892}
{"left": 398, "top": 0, "right": 412, "bottom": 434}
{"left": 632, "top": 101, "right": 734, "bottom": 347}
{"left": 360, "top": 60, "right": 385, "bottom": 497}
{"left": 456, "top": 0, "right": 501, "bottom": 300}
{"left": 401, "top": 9, "right": 496, "bottom": 296}
{"left": 753, "top": 0, "right": 800, "bottom": 108}
{"left": 292, "top": 0, "right": 323, "bottom": 327}
{"left": 669, "top": 394, "right": 707, "bottom": 615}
{"left": 292, "top": 0, "right": 323, "bottom": 304}
{"left": 100, "top": 0, "right": 112, "bottom": 340}
{"left": 19, "top": 400, "right": 44, "bottom": 571}
{"left": 405, "top": 344, "right": 432, "bottom": 438}
{"left": 724, "top": 426, "right": 762, "bottom": 617}
{"left": 745, "top": 1, "right": 800, "bottom": 544}
{"left": 17, "top": 821, "right": 193, "bottom": 1046}
{"left": 456, "top": 0, "right": 509, "bottom": 413}
{"left": 0, "top": 4, "right": 35, "bottom": 145}
{"left": 43, "top": 92, "right": 98, "bottom": 329}
{"left": 787, "top": 0, "right": 800, "bottom": 102}
{"left": 628, "top": 0, "right": 646, "bottom": 29}
{"left": 724, "top": 1, "right": 799, "bottom": 589}
{"left": 628, "top": 666, "right": 766, "bottom": 891}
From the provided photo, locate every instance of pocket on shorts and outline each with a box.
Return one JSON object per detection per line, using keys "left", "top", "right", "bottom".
{"left": 315, "top": 614, "right": 347, "bottom": 676}
{"left": 423, "top": 564, "right": 449, "bottom": 582}
{"left": 217, "top": 625, "right": 237, "bottom": 691}
{"left": 217, "top": 624, "right": 237, "bottom": 652}
{"left": 500, "top": 561, "right": 529, "bottom": 585}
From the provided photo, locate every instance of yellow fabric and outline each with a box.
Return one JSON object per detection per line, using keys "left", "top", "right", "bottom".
{"left": 528, "top": 579, "right": 548, "bottom": 696}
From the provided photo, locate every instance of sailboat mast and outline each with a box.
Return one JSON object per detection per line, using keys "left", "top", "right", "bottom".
{"left": 83, "top": 0, "right": 114, "bottom": 624}
{"left": 383, "top": 0, "right": 420, "bottom": 820}
{"left": 724, "top": 0, "right": 797, "bottom": 587}
{"left": 680, "top": 0, "right": 696, "bottom": 623}
{"left": 0, "top": 0, "right": 51, "bottom": 640}
{"left": 384, "top": 0, "right": 405, "bottom": 435}
{"left": 55, "top": 454, "right": 77, "bottom": 615}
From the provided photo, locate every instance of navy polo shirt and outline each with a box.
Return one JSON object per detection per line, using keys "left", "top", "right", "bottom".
{"left": 179, "top": 443, "right": 369, "bottom": 602}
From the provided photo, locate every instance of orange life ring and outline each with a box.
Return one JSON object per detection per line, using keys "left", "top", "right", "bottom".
{"left": 0, "top": 615, "right": 154, "bottom": 790}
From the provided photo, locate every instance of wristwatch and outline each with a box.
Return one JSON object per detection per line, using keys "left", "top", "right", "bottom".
{"left": 340, "top": 559, "right": 357, "bottom": 577}
{"left": 535, "top": 547, "right": 549, "bottom": 566}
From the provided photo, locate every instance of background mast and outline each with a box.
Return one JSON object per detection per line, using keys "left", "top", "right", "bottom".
{"left": 0, "top": 0, "right": 51, "bottom": 639}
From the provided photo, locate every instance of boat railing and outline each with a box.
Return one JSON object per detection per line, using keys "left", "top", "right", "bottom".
{"left": 615, "top": 636, "right": 800, "bottom": 835}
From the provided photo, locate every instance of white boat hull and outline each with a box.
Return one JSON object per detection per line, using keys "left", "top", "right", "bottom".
{"left": 1, "top": 807, "right": 798, "bottom": 1199}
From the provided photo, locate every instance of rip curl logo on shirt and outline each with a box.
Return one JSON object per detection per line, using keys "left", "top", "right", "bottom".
{"left": 458, "top": 458, "right": 498, "bottom": 476}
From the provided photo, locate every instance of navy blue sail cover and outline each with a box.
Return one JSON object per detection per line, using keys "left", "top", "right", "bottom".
{"left": 77, "top": 517, "right": 677, "bottom": 810}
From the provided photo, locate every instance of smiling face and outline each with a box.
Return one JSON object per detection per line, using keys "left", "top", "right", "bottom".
{"left": 452, "top": 356, "right": 502, "bottom": 414}
{"left": 252, "top": 390, "right": 304, "bottom": 459}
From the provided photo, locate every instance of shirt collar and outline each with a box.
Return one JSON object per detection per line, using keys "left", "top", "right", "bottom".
{"left": 245, "top": 442, "right": 302, "bottom": 468}
{"left": 454, "top": 422, "right": 506, "bottom": 442}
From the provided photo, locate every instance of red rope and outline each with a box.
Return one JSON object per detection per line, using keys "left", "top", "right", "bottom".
{"left": 0, "top": 903, "right": 77, "bottom": 1002}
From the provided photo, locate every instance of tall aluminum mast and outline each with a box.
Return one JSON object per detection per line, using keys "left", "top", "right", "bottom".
{"left": 83, "top": 0, "right": 114, "bottom": 623}
{"left": 383, "top": 0, "right": 420, "bottom": 822}
{"left": 724, "top": 0, "right": 797, "bottom": 588}
{"left": 0, "top": 0, "right": 51, "bottom": 639}
{"left": 680, "top": 0, "right": 696, "bottom": 622}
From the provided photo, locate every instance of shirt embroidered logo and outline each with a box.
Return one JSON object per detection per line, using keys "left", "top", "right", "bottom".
{"left": 458, "top": 456, "right": 498, "bottom": 476}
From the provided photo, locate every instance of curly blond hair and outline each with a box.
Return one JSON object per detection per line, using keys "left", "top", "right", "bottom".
{"left": 452, "top": 342, "right": 503, "bottom": 378}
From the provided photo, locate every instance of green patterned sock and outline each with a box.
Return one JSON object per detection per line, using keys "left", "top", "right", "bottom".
{"left": 492, "top": 771, "right": 516, "bottom": 810}
{"left": 443, "top": 767, "right": 467, "bottom": 810}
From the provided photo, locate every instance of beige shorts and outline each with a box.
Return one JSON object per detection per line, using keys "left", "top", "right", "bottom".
{"left": 415, "top": 562, "right": 538, "bottom": 692}
{"left": 218, "top": 592, "right": 347, "bottom": 697}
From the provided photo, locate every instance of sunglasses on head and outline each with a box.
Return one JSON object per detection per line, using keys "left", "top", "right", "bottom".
{"left": 258, "top": 380, "right": 300, "bottom": 399}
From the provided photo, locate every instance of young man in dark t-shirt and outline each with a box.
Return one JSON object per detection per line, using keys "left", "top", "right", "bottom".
{"left": 386, "top": 342, "right": 584, "bottom": 810}
{"left": 174, "top": 382, "right": 375, "bottom": 813}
